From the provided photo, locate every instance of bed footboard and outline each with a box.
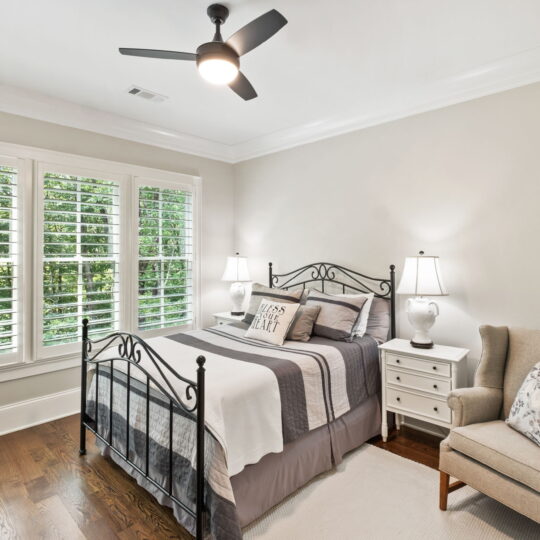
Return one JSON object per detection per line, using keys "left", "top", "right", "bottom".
{"left": 79, "top": 318, "right": 206, "bottom": 540}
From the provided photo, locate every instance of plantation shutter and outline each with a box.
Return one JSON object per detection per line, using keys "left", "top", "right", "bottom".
{"left": 0, "top": 162, "right": 19, "bottom": 358}
{"left": 137, "top": 184, "right": 193, "bottom": 331}
{"left": 41, "top": 172, "right": 120, "bottom": 347}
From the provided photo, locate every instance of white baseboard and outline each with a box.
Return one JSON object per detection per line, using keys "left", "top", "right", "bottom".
{"left": 0, "top": 387, "right": 80, "bottom": 436}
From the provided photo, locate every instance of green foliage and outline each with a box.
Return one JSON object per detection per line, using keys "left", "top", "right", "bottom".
{"left": 138, "top": 187, "right": 192, "bottom": 331}
{"left": 0, "top": 167, "right": 16, "bottom": 353}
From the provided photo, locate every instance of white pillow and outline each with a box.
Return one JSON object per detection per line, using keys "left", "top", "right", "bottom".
{"left": 506, "top": 361, "right": 540, "bottom": 446}
{"left": 245, "top": 298, "right": 300, "bottom": 346}
{"left": 338, "top": 292, "right": 375, "bottom": 337}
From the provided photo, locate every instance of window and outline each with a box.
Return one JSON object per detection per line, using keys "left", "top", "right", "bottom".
{"left": 137, "top": 182, "right": 193, "bottom": 332}
{"left": 40, "top": 170, "right": 121, "bottom": 350}
{"left": 0, "top": 160, "right": 19, "bottom": 362}
{"left": 0, "top": 145, "right": 199, "bottom": 373}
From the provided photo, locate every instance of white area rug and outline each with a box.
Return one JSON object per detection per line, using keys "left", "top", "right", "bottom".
{"left": 243, "top": 444, "right": 539, "bottom": 539}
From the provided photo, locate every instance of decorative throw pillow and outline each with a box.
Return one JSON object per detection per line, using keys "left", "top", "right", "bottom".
{"left": 245, "top": 299, "right": 300, "bottom": 346}
{"left": 306, "top": 290, "right": 368, "bottom": 342}
{"left": 243, "top": 283, "right": 302, "bottom": 324}
{"left": 286, "top": 305, "right": 321, "bottom": 342}
{"left": 338, "top": 292, "right": 375, "bottom": 337}
{"left": 506, "top": 361, "right": 540, "bottom": 446}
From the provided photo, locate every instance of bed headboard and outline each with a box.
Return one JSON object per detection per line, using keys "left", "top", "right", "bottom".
{"left": 268, "top": 261, "right": 396, "bottom": 339}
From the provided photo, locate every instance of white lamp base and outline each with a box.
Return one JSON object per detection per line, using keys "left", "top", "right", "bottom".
{"left": 229, "top": 282, "right": 246, "bottom": 316}
{"left": 406, "top": 297, "right": 440, "bottom": 349}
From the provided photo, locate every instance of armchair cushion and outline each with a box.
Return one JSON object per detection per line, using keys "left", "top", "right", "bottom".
{"left": 448, "top": 420, "right": 540, "bottom": 492}
{"left": 447, "top": 386, "right": 502, "bottom": 427}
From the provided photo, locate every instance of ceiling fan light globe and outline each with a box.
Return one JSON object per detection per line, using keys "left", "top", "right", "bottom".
{"left": 198, "top": 58, "right": 239, "bottom": 85}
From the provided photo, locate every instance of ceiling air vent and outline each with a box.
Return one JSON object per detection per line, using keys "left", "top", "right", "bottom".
{"left": 127, "top": 85, "right": 168, "bottom": 103}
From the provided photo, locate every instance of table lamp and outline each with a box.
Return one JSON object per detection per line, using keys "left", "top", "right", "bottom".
{"left": 222, "top": 253, "right": 250, "bottom": 316}
{"left": 396, "top": 251, "right": 448, "bottom": 348}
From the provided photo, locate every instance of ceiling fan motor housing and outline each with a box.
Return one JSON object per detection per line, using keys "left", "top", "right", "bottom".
{"left": 207, "top": 4, "right": 230, "bottom": 25}
{"left": 195, "top": 42, "right": 240, "bottom": 69}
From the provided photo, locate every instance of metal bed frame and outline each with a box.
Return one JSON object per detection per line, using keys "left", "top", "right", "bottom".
{"left": 78, "top": 261, "right": 395, "bottom": 540}
{"left": 79, "top": 319, "right": 207, "bottom": 540}
{"left": 269, "top": 261, "right": 396, "bottom": 339}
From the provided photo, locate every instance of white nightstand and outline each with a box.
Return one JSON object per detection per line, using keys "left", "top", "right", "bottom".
{"left": 213, "top": 312, "right": 245, "bottom": 326}
{"left": 378, "top": 338, "right": 468, "bottom": 441}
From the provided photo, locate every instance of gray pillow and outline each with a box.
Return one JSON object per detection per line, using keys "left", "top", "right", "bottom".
{"left": 365, "top": 297, "right": 391, "bottom": 343}
{"left": 287, "top": 305, "right": 321, "bottom": 342}
{"left": 306, "top": 290, "right": 367, "bottom": 342}
{"left": 243, "top": 283, "right": 302, "bottom": 324}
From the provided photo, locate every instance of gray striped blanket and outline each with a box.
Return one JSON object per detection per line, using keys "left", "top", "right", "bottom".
{"left": 87, "top": 322, "right": 380, "bottom": 539}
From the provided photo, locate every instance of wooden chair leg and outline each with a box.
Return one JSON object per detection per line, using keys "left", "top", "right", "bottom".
{"left": 439, "top": 471, "right": 450, "bottom": 510}
{"left": 439, "top": 471, "right": 466, "bottom": 510}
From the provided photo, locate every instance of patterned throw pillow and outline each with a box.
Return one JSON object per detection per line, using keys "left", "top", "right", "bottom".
{"left": 506, "top": 361, "right": 540, "bottom": 446}
{"left": 286, "top": 305, "right": 321, "bottom": 342}
{"left": 306, "top": 290, "right": 368, "bottom": 342}
{"left": 245, "top": 299, "right": 300, "bottom": 346}
{"left": 243, "top": 283, "right": 302, "bottom": 324}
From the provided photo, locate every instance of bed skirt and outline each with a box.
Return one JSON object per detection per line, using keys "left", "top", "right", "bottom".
{"left": 97, "top": 393, "right": 381, "bottom": 536}
{"left": 232, "top": 393, "right": 382, "bottom": 528}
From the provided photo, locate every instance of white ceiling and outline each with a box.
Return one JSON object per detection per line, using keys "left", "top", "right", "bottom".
{"left": 1, "top": 0, "right": 540, "bottom": 161}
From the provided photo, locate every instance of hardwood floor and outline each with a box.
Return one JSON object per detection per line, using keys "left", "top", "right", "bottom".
{"left": 0, "top": 415, "right": 441, "bottom": 539}
{"left": 368, "top": 425, "right": 442, "bottom": 470}
{"left": 0, "top": 414, "right": 191, "bottom": 540}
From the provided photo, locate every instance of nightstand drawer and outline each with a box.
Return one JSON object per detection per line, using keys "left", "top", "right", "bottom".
{"left": 385, "top": 353, "right": 451, "bottom": 377}
{"left": 386, "top": 387, "right": 451, "bottom": 423}
{"left": 386, "top": 368, "right": 451, "bottom": 396}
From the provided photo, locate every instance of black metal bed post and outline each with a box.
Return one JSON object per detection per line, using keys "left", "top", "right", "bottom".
{"left": 268, "top": 261, "right": 273, "bottom": 288}
{"left": 390, "top": 265, "right": 396, "bottom": 339}
{"left": 79, "top": 318, "right": 89, "bottom": 456}
{"left": 195, "top": 355, "right": 206, "bottom": 540}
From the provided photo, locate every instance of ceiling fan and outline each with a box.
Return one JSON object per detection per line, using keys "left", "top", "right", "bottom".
{"left": 119, "top": 4, "right": 287, "bottom": 101}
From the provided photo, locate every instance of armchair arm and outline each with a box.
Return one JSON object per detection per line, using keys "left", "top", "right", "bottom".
{"left": 447, "top": 387, "right": 503, "bottom": 428}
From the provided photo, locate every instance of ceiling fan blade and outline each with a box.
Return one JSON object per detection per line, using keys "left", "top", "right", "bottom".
{"left": 226, "top": 9, "right": 287, "bottom": 56}
{"left": 229, "top": 72, "right": 257, "bottom": 101}
{"left": 119, "top": 48, "right": 197, "bottom": 61}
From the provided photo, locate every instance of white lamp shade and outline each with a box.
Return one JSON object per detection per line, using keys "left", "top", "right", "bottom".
{"left": 397, "top": 255, "right": 448, "bottom": 296}
{"left": 222, "top": 255, "right": 250, "bottom": 282}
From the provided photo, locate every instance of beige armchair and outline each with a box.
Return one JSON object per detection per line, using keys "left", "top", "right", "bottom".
{"left": 439, "top": 325, "right": 540, "bottom": 523}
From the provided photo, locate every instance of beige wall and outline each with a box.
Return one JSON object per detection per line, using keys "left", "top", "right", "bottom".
{"left": 0, "top": 111, "right": 235, "bottom": 406}
{"left": 234, "top": 82, "right": 540, "bottom": 379}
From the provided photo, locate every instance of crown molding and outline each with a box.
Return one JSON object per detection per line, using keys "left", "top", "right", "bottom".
{"left": 2, "top": 46, "right": 540, "bottom": 165}
{"left": 0, "top": 84, "right": 235, "bottom": 163}
{"left": 231, "top": 46, "right": 540, "bottom": 162}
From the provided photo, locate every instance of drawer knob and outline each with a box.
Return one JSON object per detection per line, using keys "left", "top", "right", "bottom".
{"left": 396, "top": 376, "right": 401, "bottom": 381}
{"left": 433, "top": 384, "right": 438, "bottom": 389}
{"left": 434, "top": 406, "right": 438, "bottom": 412}
{"left": 432, "top": 366, "right": 437, "bottom": 370}
{"left": 396, "top": 359, "right": 400, "bottom": 364}
{"left": 396, "top": 397, "right": 401, "bottom": 402}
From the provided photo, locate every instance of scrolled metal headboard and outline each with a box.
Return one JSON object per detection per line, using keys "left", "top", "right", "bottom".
{"left": 269, "top": 261, "right": 396, "bottom": 339}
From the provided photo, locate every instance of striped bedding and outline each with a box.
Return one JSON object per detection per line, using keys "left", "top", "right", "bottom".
{"left": 86, "top": 322, "right": 380, "bottom": 539}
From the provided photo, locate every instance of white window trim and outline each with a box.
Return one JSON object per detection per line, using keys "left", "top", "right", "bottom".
{"left": 0, "top": 141, "right": 202, "bottom": 380}
{"left": 35, "top": 161, "right": 128, "bottom": 360}
{"left": 131, "top": 176, "right": 200, "bottom": 339}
